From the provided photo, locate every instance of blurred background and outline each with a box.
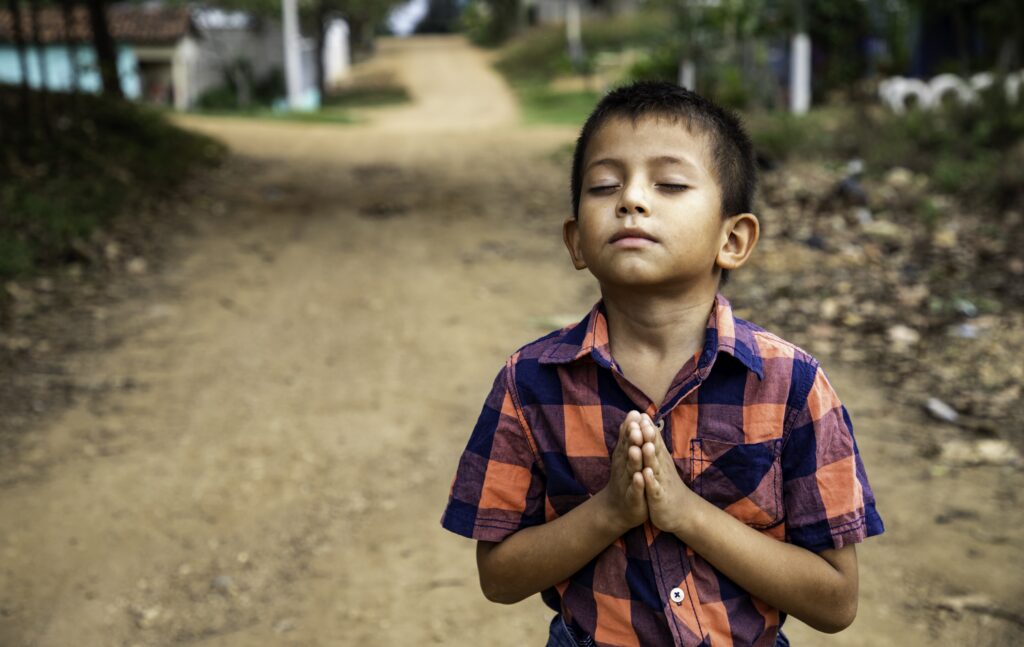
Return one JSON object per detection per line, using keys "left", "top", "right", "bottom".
{"left": 1, "top": 0, "right": 1022, "bottom": 645}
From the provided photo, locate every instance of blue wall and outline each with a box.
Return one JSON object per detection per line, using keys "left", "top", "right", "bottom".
{"left": 0, "top": 44, "right": 141, "bottom": 98}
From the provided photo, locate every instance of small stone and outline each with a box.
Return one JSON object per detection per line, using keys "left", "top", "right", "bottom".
{"left": 211, "top": 575, "right": 235, "bottom": 596}
{"left": 932, "top": 227, "right": 958, "bottom": 249}
{"left": 126, "top": 257, "right": 148, "bottom": 275}
{"left": 273, "top": 618, "right": 296, "bottom": 634}
{"left": 887, "top": 325, "right": 920, "bottom": 352}
{"left": 884, "top": 167, "right": 914, "bottom": 189}
{"left": 924, "top": 397, "right": 959, "bottom": 424}
{"left": 950, "top": 323, "right": 979, "bottom": 339}
{"left": 939, "top": 439, "right": 1021, "bottom": 467}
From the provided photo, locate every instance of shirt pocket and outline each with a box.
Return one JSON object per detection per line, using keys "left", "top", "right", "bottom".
{"left": 689, "top": 437, "right": 783, "bottom": 529}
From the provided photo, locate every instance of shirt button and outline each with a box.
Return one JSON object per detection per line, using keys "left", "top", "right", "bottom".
{"left": 669, "top": 587, "right": 685, "bottom": 605}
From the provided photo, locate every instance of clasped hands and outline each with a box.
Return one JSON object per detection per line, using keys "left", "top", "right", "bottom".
{"left": 602, "top": 410, "right": 696, "bottom": 536}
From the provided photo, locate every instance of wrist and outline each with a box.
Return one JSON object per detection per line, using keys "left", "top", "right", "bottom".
{"left": 670, "top": 489, "right": 706, "bottom": 541}
{"left": 591, "top": 488, "right": 632, "bottom": 537}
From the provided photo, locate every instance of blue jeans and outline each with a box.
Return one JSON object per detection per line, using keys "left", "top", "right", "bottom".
{"left": 545, "top": 614, "right": 791, "bottom": 646}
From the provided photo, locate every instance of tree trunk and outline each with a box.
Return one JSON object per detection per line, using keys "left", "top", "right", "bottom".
{"left": 28, "top": 0, "right": 52, "bottom": 140}
{"left": 5, "top": 0, "right": 32, "bottom": 142}
{"left": 86, "top": 0, "right": 122, "bottom": 98}
{"left": 59, "top": 0, "right": 80, "bottom": 94}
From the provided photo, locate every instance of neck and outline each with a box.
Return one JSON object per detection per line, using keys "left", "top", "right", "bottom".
{"left": 600, "top": 283, "right": 718, "bottom": 361}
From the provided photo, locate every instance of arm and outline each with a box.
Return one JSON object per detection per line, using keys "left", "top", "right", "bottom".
{"left": 638, "top": 415, "right": 859, "bottom": 633}
{"left": 477, "top": 411, "right": 650, "bottom": 604}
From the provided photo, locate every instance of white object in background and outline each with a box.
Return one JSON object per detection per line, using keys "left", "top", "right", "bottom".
{"left": 790, "top": 32, "right": 811, "bottom": 115}
{"left": 323, "top": 18, "right": 350, "bottom": 89}
{"left": 678, "top": 59, "right": 695, "bottom": 90}
{"left": 566, "top": 0, "right": 584, "bottom": 71}
{"left": 282, "top": 0, "right": 304, "bottom": 110}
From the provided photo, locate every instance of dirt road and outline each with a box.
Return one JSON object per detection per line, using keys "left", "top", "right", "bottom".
{"left": 2, "top": 36, "right": 1021, "bottom": 646}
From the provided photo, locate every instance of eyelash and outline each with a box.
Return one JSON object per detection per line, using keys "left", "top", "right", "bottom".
{"left": 586, "top": 184, "right": 690, "bottom": 194}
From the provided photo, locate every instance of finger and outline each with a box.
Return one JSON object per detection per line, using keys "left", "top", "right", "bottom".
{"left": 632, "top": 471, "right": 645, "bottom": 492}
{"left": 643, "top": 467, "right": 661, "bottom": 499}
{"left": 629, "top": 422, "right": 643, "bottom": 447}
{"left": 613, "top": 418, "right": 631, "bottom": 460}
{"left": 627, "top": 444, "right": 642, "bottom": 473}
{"left": 642, "top": 441, "right": 657, "bottom": 473}
{"left": 641, "top": 415, "right": 656, "bottom": 443}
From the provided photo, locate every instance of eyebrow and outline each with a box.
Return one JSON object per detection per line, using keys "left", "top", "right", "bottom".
{"left": 585, "top": 155, "right": 700, "bottom": 174}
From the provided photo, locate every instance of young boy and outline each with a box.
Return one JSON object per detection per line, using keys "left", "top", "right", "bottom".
{"left": 441, "top": 81, "right": 884, "bottom": 646}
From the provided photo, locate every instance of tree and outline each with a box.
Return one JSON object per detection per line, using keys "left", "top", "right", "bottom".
{"left": 86, "top": 0, "right": 122, "bottom": 97}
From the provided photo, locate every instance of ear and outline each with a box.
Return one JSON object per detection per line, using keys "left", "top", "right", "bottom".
{"left": 563, "top": 217, "right": 588, "bottom": 270}
{"left": 716, "top": 213, "right": 759, "bottom": 271}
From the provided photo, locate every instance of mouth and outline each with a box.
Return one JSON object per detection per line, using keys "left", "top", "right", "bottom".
{"left": 609, "top": 230, "right": 658, "bottom": 245}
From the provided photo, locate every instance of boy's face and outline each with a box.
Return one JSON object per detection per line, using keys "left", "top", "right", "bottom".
{"left": 564, "top": 115, "right": 757, "bottom": 291}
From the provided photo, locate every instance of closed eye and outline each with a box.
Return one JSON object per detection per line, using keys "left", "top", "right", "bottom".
{"left": 658, "top": 184, "right": 690, "bottom": 192}
{"left": 587, "top": 185, "right": 619, "bottom": 194}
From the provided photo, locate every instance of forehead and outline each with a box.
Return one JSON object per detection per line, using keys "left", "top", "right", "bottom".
{"left": 583, "top": 114, "right": 714, "bottom": 174}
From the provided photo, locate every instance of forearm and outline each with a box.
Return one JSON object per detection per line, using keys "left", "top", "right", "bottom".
{"left": 677, "top": 496, "right": 858, "bottom": 633}
{"left": 477, "top": 489, "right": 628, "bottom": 604}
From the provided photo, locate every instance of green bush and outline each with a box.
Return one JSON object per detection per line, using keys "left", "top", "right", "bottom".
{"left": 493, "top": 12, "right": 670, "bottom": 85}
{"left": 0, "top": 89, "right": 225, "bottom": 279}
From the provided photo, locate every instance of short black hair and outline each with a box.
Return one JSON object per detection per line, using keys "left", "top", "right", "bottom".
{"left": 570, "top": 81, "right": 757, "bottom": 220}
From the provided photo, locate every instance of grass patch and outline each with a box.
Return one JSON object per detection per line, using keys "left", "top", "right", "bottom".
{"left": 193, "top": 106, "right": 357, "bottom": 124}
{"left": 519, "top": 86, "right": 601, "bottom": 125}
{"left": 322, "top": 84, "right": 410, "bottom": 108}
{"left": 494, "top": 13, "right": 669, "bottom": 85}
{"left": 0, "top": 88, "right": 226, "bottom": 280}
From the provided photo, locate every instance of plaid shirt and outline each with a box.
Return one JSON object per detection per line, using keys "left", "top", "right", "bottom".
{"left": 442, "top": 293, "right": 884, "bottom": 646}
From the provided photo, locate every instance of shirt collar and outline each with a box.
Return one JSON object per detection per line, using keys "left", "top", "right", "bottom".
{"left": 538, "top": 292, "right": 765, "bottom": 380}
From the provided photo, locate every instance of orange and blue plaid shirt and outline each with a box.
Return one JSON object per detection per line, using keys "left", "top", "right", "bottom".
{"left": 442, "top": 293, "right": 884, "bottom": 646}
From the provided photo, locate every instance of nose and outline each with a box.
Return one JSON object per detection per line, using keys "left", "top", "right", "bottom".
{"left": 617, "top": 180, "right": 649, "bottom": 217}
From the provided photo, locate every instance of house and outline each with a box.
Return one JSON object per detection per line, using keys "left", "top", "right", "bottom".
{"left": 0, "top": 3, "right": 302, "bottom": 110}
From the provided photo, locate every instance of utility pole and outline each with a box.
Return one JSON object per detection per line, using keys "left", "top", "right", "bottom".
{"left": 789, "top": 0, "right": 810, "bottom": 115}
{"left": 282, "top": 0, "right": 304, "bottom": 110}
{"left": 566, "top": 0, "right": 584, "bottom": 73}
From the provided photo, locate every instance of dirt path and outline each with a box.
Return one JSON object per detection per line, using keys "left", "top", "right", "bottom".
{"left": 2, "top": 35, "right": 1021, "bottom": 647}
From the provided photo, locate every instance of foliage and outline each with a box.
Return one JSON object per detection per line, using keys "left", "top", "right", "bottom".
{"left": 0, "top": 88, "right": 225, "bottom": 279}
{"left": 492, "top": 13, "right": 669, "bottom": 84}
{"left": 321, "top": 83, "right": 409, "bottom": 107}
{"left": 746, "top": 86, "right": 1024, "bottom": 211}
{"left": 518, "top": 87, "right": 600, "bottom": 125}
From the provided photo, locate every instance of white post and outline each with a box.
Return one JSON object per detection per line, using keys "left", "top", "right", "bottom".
{"left": 282, "top": 0, "right": 303, "bottom": 110}
{"left": 789, "top": 32, "right": 811, "bottom": 115}
{"left": 678, "top": 59, "right": 696, "bottom": 90}
{"left": 566, "top": 0, "right": 584, "bottom": 72}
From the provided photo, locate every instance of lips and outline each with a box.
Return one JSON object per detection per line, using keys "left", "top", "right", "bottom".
{"left": 609, "top": 229, "right": 658, "bottom": 244}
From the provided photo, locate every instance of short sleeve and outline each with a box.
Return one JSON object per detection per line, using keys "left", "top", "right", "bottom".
{"left": 780, "top": 365, "right": 884, "bottom": 552}
{"left": 440, "top": 362, "right": 546, "bottom": 542}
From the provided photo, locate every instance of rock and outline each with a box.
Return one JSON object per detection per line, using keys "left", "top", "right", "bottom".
{"left": 887, "top": 325, "right": 920, "bottom": 352}
{"left": 211, "top": 574, "right": 236, "bottom": 596}
{"left": 952, "top": 298, "right": 978, "bottom": 318}
{"left": 884, "top": 166, "right": 914, "bottom": 189}
{"left": 273, "top": 618, "right": 296, "bottom": 634}
{"left": 924, "top": 397, "right": 959, "bottom": 423}
{"left": 126, "top": 257, "right": 148, "bottom": 275}
{"left": 854, "top": 207, "right": 873, "bottom": 224}
{"left": 862, "top": 219, "right": 904, "bottom": 244}
{"left": 949, "top": 323, "right": 979, "bottom": 339}
{"left": 104, "top": 242, "right": 121, "bottom": 261}
{"left": 932, "top": 227, "right": 958, "bottom": 249}
{"left": 939, "top": 439, "right": 1021, "bottom": 467}
{"left": 130, "top": 604, "right": 162, "bottom": 629}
